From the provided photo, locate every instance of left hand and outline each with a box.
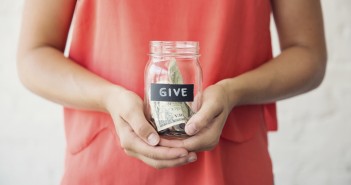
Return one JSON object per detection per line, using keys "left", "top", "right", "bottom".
{"left": 160, "top": 83, "right": 233, "bottom": 152}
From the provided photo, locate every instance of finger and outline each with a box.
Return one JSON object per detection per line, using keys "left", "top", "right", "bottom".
{"left": 128, "top": 151, "right": 198, "bottom": 169}
{"left": 185, "top": 98, "right": 221, "bottom": 135}
{"left": 158, "top": 137, "right": 187, "bottom": 148}
{"left": 159, "top": 136, "right": 210, "bottom": 152}
{"left": 117, "top": 117, "right": 189, "bottom": 160}
{"left": 181, "top": 131, "right": 217, "bottom": 152}
{"left": 182, "top": 115, "right": 224, "bottom": 152}
{"left": 125, "top": 143, "right": 189, "bottom": 160}
{"left": 122, "top": 107, "right": 160, "bottom": 146}
{"left": 180, "top": 132, "right": 208, "bottom": 152}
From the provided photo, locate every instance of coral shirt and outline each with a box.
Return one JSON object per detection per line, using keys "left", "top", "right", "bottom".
{"left": 62, "top": 0, "right": 277, "bottom": 184}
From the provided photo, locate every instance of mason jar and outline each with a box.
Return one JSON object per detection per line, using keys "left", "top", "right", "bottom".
{"left": 144, "top": 41, "right": 202, "bottom": 139}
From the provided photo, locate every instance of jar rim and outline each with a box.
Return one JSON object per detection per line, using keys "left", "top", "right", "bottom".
{"left": 150, "top": 41, "right": 199, "bottom": 46}
{"left": 149, "top": 41, "right": 199, "bottom": 56}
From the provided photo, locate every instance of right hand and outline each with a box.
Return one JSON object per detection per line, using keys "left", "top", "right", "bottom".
{"left": 104, "top": 87, "right": 197, "bottom": 169}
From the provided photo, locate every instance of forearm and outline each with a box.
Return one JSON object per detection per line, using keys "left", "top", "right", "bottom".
{"left": 17, "top": 46, "right": 124, "bottom": 112}
{"left": 218, "top": 45, "right": 326, "bottom": 108}
{"left": 218, "top": 0, "right": 326, "bottom": 108}
{"left": 16, "top": 0, "right": 116, "bottom": 111}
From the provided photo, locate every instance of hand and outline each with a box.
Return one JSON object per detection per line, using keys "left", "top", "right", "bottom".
{"left": 161, "top": 84, "right": 233, "bottom": 152}
{"left": 104, "top": 87, "right": 197, "bottom": 169}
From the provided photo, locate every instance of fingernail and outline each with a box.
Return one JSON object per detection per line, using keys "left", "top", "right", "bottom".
{"left": 186, "top": 124, "right": 198, "bottom": 135}
{"left": 147, "top": 133, "right": 159, "bottom": 146}
{"left": 188, "top": 156, "right": 197, "bottom": 163}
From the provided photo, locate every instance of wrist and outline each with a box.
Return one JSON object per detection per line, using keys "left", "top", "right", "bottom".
{"left": 101, "top": 84, "right": 127, "bottom": 113}
{"left": 216, "top": 78, "right": 244, "bottom": 109}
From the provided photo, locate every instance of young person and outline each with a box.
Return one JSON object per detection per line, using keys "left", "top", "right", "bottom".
{"left": 17, "top": 0, "right": 326, "bottom": 184}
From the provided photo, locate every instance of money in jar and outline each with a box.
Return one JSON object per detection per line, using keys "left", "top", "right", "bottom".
{"left": 144, "top": 41, "right": 202, "bottom": 139}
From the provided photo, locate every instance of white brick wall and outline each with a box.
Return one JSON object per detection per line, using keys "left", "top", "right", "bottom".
{"left": 0, "top": 0, "right": 350, "bottom": 184}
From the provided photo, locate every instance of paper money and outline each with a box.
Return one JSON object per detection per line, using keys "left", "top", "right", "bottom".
{"left": 150, "top": 58, "right": 194, "bottom": 134}
{"left": 168, "top": 58, "right": 184, "bottom": 84}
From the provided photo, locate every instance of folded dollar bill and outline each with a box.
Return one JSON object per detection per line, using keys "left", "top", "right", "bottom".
{"left": 150, "top": 58, "right": 194, "bottom": 134}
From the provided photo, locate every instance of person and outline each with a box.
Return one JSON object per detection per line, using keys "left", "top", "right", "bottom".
{"left": 17, "top": 0, "right": 326, "bottom": 184}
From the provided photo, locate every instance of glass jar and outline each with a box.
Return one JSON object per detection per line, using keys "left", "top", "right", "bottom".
{"left": 144, "top": 41, "right": 202, "bottom": 139}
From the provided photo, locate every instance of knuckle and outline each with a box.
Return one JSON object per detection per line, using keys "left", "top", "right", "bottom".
{"left": 194, "top": 115, "right": 210, "bottom": 127}
{"left": 195, "top": 137, "right": 219, "bottom": 151}
{"left": 122, "top": 107, "right": 136, "bottom": 120}
{"left": 123, "top": 149, "right": 133, "bottom": 157}
{"left": 145, "top": 152, "right": 158, "bottom": 160}
{"left": 207, "top": 138, "right": 219, "bottom": 150}
{"left": 119, "top": 140, "right": 126, "bottom": 149}
{"left": 122, "top": 102, "right": 142, "bottom": 119}
{"left": 152, "top": 162, "right": 165, "bottom": 169}
{"left": 136, "top": 124, "right": 151, "bottom": 137}
{"left": 197, "top": 116, "right": 208, "bottom": 125}
{"left": 191, "top": 114, "right": 201, "bottom": 123}
{"left": 119, "top": 138, "right": 131, "bottom": 150}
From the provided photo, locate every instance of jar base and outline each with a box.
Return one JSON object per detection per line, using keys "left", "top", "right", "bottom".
{"left": 159, "top": 131, "right": 190, "bottom": 140}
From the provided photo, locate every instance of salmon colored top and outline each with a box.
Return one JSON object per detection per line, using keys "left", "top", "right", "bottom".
{"left": 62, "top": 0, "right": 277, "bottom": 184}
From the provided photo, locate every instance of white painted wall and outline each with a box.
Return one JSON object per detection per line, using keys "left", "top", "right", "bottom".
{"left": 0, "top": 1, "right": 65, "bottom": 184}
{"left": 0, "top": 0, "right": 350, "bottom": 184}
{"left": 269, "top": 1, "right": 351, "bottom": 184}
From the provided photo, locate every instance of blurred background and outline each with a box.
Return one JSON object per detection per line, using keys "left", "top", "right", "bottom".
{"left": 0, "top": 0, "right": 350, "bottom": 184}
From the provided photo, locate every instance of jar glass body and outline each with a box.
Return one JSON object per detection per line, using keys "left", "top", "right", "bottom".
{"left": 144, "top": 41, "right": 202, "bottom": 139}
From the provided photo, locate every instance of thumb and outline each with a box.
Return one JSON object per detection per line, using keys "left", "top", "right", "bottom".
{"left": 185, "top": 100, "right": 220, "bottom": 135}
{"left": 124, "top": 110, "right": 160, "bottom": 146}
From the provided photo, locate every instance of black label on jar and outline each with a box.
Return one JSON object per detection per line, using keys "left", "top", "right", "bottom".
{"left": 150, "top": 83, "right": 194, "bottom": 102}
